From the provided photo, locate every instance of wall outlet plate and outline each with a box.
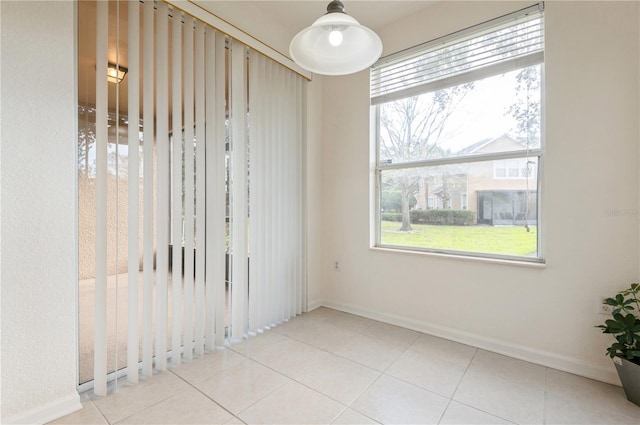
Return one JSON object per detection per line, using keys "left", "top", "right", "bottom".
{"left": 598, "top": 296, "right": 612, "bottom": 315}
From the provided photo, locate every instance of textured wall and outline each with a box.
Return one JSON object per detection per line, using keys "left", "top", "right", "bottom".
{"left": 78, "top": 174, "right": 151, "bottom": 279}
{"left": 1, "top": 0, "right": 81, "bottom": 421}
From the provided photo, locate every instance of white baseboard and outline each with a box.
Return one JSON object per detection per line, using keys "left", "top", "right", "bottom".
{"left": 3, "top": 391, "right": 82, "bottom": 425}
{"left": 317, "top": 298, "right": 621, "bottom": 387}
{"left": 307, "top": 298, "right": 324, "bottom": 312}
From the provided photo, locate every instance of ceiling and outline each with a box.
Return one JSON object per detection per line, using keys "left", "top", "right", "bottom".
{"left": 192, "top": 1, "right": 437, "bottom": 32}
{"left": 192, "top": 1, "right": 436, "bottom": 55}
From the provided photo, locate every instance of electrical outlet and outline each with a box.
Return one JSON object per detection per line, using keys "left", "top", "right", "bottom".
{"left": 334, "top": 261, "right": 340, "bottom": 272}
{"left": 598, "top": 296, "right": 612, "bottom": 315}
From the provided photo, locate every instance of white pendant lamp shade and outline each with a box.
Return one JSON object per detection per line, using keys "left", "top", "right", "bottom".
{"left": 290, "top": 1, "right": 383, "bottom": 76}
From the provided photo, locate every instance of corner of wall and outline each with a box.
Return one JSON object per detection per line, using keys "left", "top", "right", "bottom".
{"left": 3, "top": 392, "right": 82, "bottom": 425}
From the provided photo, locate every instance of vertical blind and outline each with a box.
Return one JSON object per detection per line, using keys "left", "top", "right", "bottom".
{"left": 90, "top": 0, "right": 306, "bottom": 395}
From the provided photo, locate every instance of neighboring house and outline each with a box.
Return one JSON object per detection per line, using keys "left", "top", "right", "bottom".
{"left": 415, "top": 134, "right": 538, "bottom": 225}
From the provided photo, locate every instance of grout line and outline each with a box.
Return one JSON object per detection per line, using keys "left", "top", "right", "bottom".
{"left": 435, "top": 347, "right": 479, "bottom": 425}
{"left": 87, "top": 399, "right": 112, "bottom": 425}
{"left": 166, "top": 355, "right": 248, "bottom": 421}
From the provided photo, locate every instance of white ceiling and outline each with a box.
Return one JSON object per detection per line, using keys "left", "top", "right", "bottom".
{"left": 193, "top": 1, "right": 437, "bottom": 32}
{"left": 192, "top": 1, "right": 437, "bottom": 54}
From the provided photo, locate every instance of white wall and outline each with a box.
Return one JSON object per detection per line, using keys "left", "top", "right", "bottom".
{"left": 316, "top": 0, "right": 640, "bottom": 385}
{"left": 1, "top": 1, "right": 81, "bottom": 423}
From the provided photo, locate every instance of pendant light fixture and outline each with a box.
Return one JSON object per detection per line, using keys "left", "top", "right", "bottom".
{"left": 289, "top": 0, "right": 383, "bottom": 76}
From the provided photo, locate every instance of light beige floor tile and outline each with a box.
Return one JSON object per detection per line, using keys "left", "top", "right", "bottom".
{"left": 193, "top": 359, "right": 289, "bottom": 414}
{"left": 351, "top": 374, "right": 448, "bottom": 425}
{"left": 360, "top": 321, "right": 420, "bottom": 347}
{"left": 273, "top": 316, "right": 327, "bottom": 340}
{"left": 453, "top": 369, "right": 544, "bottom": 424}
{"left": 304, "top": 307, "right": 345, "bottom": 322}
{"left": 287, "top": 321, "right": 361, "bottom": 352}
{"left": 467, "top": 350, "right": 546, "bottom": 389}
{"left": 224, "top": 416, "right": 246, "bottom": 424}
{"left": 295, "top": 353, "right": 381, "bottom": 404}
{"left": 545, "top": 368, "right": 640, "bottom": 419}
{"left": 332, "top": 334, "right": 405, "bottom": 371}
{"left": 324, "top": 311, "right": 378, "bottom": 333}
{"left": 331, "top": 408, "right": 380, "bottom": 424}
{"left": 228, "top": 331, "right": 290, "bottom": 357}
{"left": 238, "top": 381, "right": 345, "bottom": 424}
{"left": 249, "top": 337, "right": 331, "bottom": 377}
{"left": 386, "top": 349, "right": 467, "bottom": 397}
{"left": 49, "top": 401, "right": 108, "bottom": 425}
{"left": 116, "top": 387, "right": 232, "bottom": 424}
{"left": 170, "top": 348, "right": 247, "bottom": 384}
{"left": 92, "top": 371, "right": 190, "bottom": 424}
{"left": 545, "top": 391, "right": 639, "bottom": 424}
{"left": 410, "top": 334, "right": 477, "bottom": 367}
{"left": 439, "top": 401, "right": 514, "bottom": 425}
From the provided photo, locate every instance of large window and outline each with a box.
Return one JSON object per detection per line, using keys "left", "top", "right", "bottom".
{"left": 372, "top": 5, "right": 544, "bottom": 262}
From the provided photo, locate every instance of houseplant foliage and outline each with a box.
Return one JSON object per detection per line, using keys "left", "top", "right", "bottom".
{"left": 596, "top": 283, "right": 640, "bottom": 407}
{"left": 597, "top": 283, "right": 640, "bottom": 363}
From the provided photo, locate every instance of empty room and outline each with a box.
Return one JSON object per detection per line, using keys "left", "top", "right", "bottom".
{"left": 2, "top": 1, "right": 640, "bottom": 424}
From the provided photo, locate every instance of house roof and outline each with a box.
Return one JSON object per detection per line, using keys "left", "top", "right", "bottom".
{"left": 457, "top": 134, "right": 523, "bottom": 155}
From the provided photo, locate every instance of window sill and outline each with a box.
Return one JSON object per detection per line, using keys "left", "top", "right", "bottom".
{"left": 370, "top": 246, "right": 546, "bottom": 269}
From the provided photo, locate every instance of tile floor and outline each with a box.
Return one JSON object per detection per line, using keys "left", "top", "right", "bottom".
{"left": 52, "top": 307, "right": 640, "bottom": 425}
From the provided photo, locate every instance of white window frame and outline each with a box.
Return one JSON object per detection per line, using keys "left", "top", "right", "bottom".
{"left": 371, "top": 4, "right": 545, "bottom": 263}
{"left": 494, "top": 158, "right": 530, "bottom": 179}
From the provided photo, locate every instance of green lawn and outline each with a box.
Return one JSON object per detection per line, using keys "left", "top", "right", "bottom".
{"left": 381, "top": 221, "right": 537, "bottom": 256}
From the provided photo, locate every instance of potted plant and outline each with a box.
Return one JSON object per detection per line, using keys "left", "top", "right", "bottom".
{"left": 596, "top": 283, "right": 640, "bottom": 406}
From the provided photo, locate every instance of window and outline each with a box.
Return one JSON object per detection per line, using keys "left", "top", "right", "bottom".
{"left": 372, "top": 4, "right": 544, "bottom": 262}
{"left": 494, "top": 158, "right": 534, "bottom": 179}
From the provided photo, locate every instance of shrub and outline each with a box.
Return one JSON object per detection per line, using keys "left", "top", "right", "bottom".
{"left": 410, "top": 209, "right": 476, "bottom": 225}
{"left": 381, "top": 212, "right": 403, "bottom": 222}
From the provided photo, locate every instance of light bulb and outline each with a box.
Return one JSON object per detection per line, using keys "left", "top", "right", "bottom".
{"left": 328, "top": 29, "right": 343, "bottom": 47}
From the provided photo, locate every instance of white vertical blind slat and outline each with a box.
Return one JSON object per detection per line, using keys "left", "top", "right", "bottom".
{"left": 248, "top": 50, "right": 259, "bottom": 335}
{"left": 155, "top": 1, "right": 170, "bottom": 372}
{"left": 287, "top": 73, "right": 296, "bottom": 318}
{"left": 276, "top": 65, "right": 285, "bottom": 325}
{"left": 298, "top": 76, "right": 307, "bottom": 314}
{"left": 257, "top": 54, "right": 268, "bottom": 331}
{"left": 94, "top": 0, "right": 108, "bottom": 396}
{"left": 183, "top": 16, "right": 195, "bottom": 361}
{"left": 266, "top": 60, "right": 276, "bottom": 328}
{"left": 171, "top": 5, "right": 184, "bottom": 367}
{"left": 204, "top": 27, "right": 217, "bottom": 351}
{"left": 141, "top": 0, "right": 155, "bottom": 377}
{"left": 213, "top": 32, "right": 227, "bottom": 348}
{"left": 256, "top": 55, "right": 266, "bottom": 331}
{"left": 127, "top": 0, "right": 140, "bottom": 383}
{"left": 194, "top": 21, "right": 206, "bottom": 356}
{"left": 289, "top": 73, "right": 297, "bottom": 318}
{"left": 230, "top": 41, "right": 248, "bottom": 342}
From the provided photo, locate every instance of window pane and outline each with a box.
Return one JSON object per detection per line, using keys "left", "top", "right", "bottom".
{"left": 380, "top": 157, "right": 538, "bottom": 258}
{"left": 378, "top": 65, "right": 541, "bottom": 165}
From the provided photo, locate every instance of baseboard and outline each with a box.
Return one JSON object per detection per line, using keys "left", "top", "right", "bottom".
{"left": 317, "top": 298, "right": 621, "bottom": 387}
{"left": 3, "top": 391, "right": 82, "bottom": 425}
{"left": 307, "top": 298, "right": 324, "bottom": 312}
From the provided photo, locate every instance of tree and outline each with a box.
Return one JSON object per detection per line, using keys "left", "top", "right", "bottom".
{"left": 508, "top": 65, "right": 541, "bottom": 146}
{"left": 379, "top": 84, "right": 472, "bottom": 231}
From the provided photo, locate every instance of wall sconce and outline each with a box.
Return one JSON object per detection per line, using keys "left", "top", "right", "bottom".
{"left": 107, "top": 63, "right": 128, "bottom": 84}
